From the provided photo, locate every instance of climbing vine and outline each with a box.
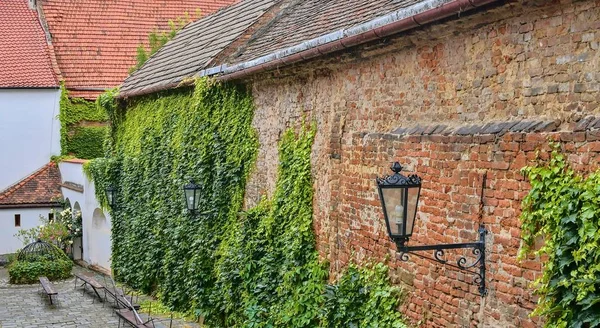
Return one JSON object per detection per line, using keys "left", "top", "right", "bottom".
{"left": 129, "top": 12, "right": 199, "bottom": 73}
{"left": 87, "top": 78, "right": 407, "bottom": 327}
{"left": 520, "top": 144, "right": 600, "bottom": 327}
{"left": 59, "top": 83, "right": 108, "bottom": 159}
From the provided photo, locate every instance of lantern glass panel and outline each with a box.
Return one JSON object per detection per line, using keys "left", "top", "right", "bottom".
{"left": 107, "top": 191, "right": 113, "bottom": 206}
{"left": 381, "top": 187, "right": 407, "bottom": 237}
{"left": 405, "top": 185, "right": 421, "bottom": 236}
{"left": 194, "top": 188, "right": 201, "bottom": 210}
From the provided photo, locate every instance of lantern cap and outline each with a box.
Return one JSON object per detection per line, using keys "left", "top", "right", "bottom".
{"left": 376, "top": 161, "right": 421, "bottom": 186}
{"left": 183, "top": 180, "right": 199, "bottom": 189}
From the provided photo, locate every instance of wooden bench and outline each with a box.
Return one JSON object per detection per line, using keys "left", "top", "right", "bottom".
{"left": 104, "top": 284, "right": 140, "bottom": 310}
{"left": 116, "top": 309, "right": 167, "bottom": 328}
{"left": 74, "top": 273, "right": 104, "bottom": 301}
{"left": 39, "top": 276, "right": 58, "bottom": 305}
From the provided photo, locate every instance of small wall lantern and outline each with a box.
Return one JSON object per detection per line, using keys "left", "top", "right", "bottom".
{"left": 376, "top": 162, "right": 421, "bottom": 247}
{"left": 183, "top": 180, "right": 201, "bottom": 212}
{"left": 376, "top": 162, "right": 489, "bottom": 296}
{"left": 105, "top": 186, "right": 116, "bottom": 208}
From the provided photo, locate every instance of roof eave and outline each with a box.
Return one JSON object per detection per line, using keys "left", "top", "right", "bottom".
{"left": 0, "top": 202, "right": 62, "bottom": 209}
{"left": 217, "top": 0, "right": 505, "bottom": 81}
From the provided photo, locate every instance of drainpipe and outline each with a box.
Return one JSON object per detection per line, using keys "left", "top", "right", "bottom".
{"left": 217, "top": 0, "right": 503, "bottom": 81}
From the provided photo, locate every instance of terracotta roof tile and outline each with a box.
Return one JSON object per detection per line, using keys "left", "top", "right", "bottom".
{"left": 0, "top": 163, "right": 62, "bottom": 207}
{"left": 40, "top": 0, "right": 237, "bottom": 99}
{"left": 0, "top": 0, "right": 59, "bottom": 88}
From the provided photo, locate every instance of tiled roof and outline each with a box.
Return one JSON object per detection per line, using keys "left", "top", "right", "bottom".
{"left": 0, "top": 0, "right": 59, "bottom": 88}
{"left": 120, "top": 0, "right": 279, "bottom": 97}
{"left": 0, "top": 163, "right": 62, "bottom": 207}
{"left": 120, "top": 0, "right": 476, "bottom": 97}
{"left": 231, "top": 0, "right": 423, "bottom": 63}
{"left": 40, "top": 0, "right": 237, "bottom": 100}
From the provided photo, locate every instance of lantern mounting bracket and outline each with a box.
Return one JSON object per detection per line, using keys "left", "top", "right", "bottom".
{"left": 395, "top": 225, "right": 488, "bottom": 296}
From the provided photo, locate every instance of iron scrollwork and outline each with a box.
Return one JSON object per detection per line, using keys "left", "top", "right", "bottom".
{"left": 397, "top": 226, "right": 488, "bottom": 296}
{"left": 434, "top": 249, "right": 447, "bottom": 264}
{"left": 457, "top": 248, "right": 483, "bottom": 270}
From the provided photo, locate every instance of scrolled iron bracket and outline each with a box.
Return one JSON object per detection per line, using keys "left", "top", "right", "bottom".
{"left": 396, "top": 225, "right": 488, "bottom": 296}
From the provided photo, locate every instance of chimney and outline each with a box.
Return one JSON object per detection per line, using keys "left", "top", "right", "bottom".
{"left": 28, "top": 0, "right": 37, "bottom": 9}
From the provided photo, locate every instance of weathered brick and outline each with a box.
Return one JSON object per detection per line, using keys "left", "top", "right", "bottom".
{"left": 575, "top": 116, "right": 597, "bottom": 131}
{"left": 246, "top": 1, "right": 600, "bottom": 327}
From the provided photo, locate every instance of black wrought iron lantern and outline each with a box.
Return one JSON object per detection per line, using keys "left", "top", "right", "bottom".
{"left": 376, "top": 161, "right": 489, "bottom": 296}
{"left": 376, "top": 162, "right": 421, "bottom": 246}
{"left": 105, "top": 185, "right": 116, "bottom": 207}
{"left": 183, "top": 180, "right": 201, "bottom": 212}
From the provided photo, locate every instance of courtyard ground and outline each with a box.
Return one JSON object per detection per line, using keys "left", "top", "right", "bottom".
{"left": 0, "top": 266, "right": 199, "bottom": 328}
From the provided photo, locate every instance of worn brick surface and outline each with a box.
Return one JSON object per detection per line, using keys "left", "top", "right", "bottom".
{"left": 244, "top": 0, "right": 600, "bottom": 327}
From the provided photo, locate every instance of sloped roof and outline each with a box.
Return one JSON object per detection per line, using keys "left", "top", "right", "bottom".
{"left": 231, "top": 0, "right": 423, "bottom": 63}
{"left": 0, "top": 0, "right": 59, "bottom": 88}
{"left": 119, "top": 0, "right": 497, "bottom": 98}
{"left": 0, "top": 163, "right": 62, "bottom": 208}
{"left": 120, "top": 0, "right": 278, "bottom": 97}
{"left": 40, "top": 0, "right": 236, "bottom": 100}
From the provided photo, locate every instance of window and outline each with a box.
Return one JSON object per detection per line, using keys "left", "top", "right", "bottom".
{"left": 48, "top": 212, "right": 54, "bottom": 222}
{"left": 14, "top": 214, "right": 21, "bottom": 227}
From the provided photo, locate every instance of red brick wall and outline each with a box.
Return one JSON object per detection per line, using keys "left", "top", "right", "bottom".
{"left": 243, "top": 0, "right": 600, "bottom": 326}
{"left": 337, "top": 128, "right": 598, "bottom": 327}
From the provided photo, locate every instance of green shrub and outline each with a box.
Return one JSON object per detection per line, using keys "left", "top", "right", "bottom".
{"left": 9, "top": 258, "right": 73, "bottom": 284}
{"left": 321, "top": 263, "right": 406, "bottom": 328}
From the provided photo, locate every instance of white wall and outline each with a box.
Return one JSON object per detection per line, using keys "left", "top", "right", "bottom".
{"left": 0, "top": 207, "right": 57, "bottom": 254}
{"left": 0, "top": 88, "right": 61, "bottom": 190}
{"left": 90, "top": 208, "right": 111, "bottom": 270}
{"left": 59, "top": 161, "right": 112, "bottom": 271}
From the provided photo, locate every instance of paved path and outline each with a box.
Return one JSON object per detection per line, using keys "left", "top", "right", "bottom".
{"left": 0, "top": 266, "right": 200, "bottom": 328}
{"left": 0, "top": 268, "right": 119, "bottom": 327}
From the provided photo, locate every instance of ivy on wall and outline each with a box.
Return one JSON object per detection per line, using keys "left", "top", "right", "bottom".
{"left": 59, "top": 83, "right": 108, "bottom": 159}
{"left": 87, "top": 79, "right": 407, "bottom": 327}
{"left": 520, "top": 144, "right": 600, "bottom": 328}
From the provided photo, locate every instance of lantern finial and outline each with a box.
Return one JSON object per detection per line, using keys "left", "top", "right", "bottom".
{"left": 391, "top": 162, "right": 403, "bottom": 173}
